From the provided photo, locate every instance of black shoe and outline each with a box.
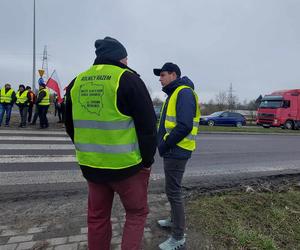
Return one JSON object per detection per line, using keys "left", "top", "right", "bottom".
{"left": 5, "top": 124, "right": 9, "bottom": 127}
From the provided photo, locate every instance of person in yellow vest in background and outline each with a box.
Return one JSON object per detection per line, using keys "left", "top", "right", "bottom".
{"left": 36, "top": 82, "right": 50, "bottom": 129}
{"left": 16, "top": 84, "right": 31, "bottom": 128}
{"left": 0, "top": 83, "right": 16, "bottom": 127}
{"left": 65, "top": 37, "right": 157, "bottom": 250}
{"left": 154, "top": 63, "right": 200, "bottom": 250}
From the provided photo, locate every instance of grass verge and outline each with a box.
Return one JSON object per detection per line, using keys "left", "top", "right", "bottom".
{"left": 187, "top": 189, "right": 300, "bottom": 249}
{"left": 199, "top": 125, "right": 300, "bottom": 134}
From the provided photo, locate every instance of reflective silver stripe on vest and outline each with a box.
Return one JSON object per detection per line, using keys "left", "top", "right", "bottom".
{"left": 75, "top": 142, "right": 139, "bottom": 154}
{"left": 74, "top": 119, "right": 134, "bottom": 130}
{"left": 165, "top": 128, "right": 196, "bottom": 141}
{"left": 166, "top": 115, "right": 199, "bottom": 127}
{"left": 166, "top": 115, "right": 176, "bottom": 122}
{"left": 186, "top": 134, "right": 196, "bottom": 140}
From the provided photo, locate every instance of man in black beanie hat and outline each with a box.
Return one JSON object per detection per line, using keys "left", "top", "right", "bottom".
{"left": 65, "top": 37, "right": 157, "bottom": 250}
{"left": 94, "top": 36, "right": 128, "bottom": 62}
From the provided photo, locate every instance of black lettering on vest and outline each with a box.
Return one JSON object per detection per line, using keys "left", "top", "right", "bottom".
{"left": 78, "top": 83, "right": 104, "bottom": 116}
{"left": 81, "top": 75, "right": 112, "bottom": 81}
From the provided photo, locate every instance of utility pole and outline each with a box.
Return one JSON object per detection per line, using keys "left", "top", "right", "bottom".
{"left": 32, "top": 0, "right": 36, "bottom": 92}
{"left": 227, "top": 83, "right": 236, "bottom": 111}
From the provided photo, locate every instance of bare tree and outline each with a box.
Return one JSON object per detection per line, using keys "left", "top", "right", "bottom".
{"left": 202, "top": 99, "right": 219, "bottom": 115}
{"left": 152, "top": 97, "right": 163, "bottom": 106}
{"left": 215, "top": 91, "right": 227, "bottom": 110}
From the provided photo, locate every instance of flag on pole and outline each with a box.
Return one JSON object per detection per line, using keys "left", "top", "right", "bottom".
{"left": 46, "top": 70, "right": 63, "bottom": 103}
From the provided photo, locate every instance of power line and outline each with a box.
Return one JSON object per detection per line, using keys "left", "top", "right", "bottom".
{"left": 42, "top": 45, "right": 49, "bottom": 79}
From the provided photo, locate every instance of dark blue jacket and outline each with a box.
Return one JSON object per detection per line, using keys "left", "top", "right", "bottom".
{"left": 157, "top": 76, "right": 197, "bottom": 159}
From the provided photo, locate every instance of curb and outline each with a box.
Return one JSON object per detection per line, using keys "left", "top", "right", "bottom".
{"left": 199, "top": 131, "right": 300, "bottom": 136}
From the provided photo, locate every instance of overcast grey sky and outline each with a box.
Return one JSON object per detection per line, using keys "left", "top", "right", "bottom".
{"left": 0, "top": 0, "right": 299, "bottom": 102}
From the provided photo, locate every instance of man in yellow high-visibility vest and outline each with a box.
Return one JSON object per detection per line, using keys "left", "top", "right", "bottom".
{"left": 36, "top": 83, "right": 50, "bottom": 129}
{"left": 15, "top": 84, "right": 31, "bottom": 128}
{"left": 154, "top": 62, "right": 200, "bottom": 250}
{"left": 0, "top": 83, "right": 16, "bottom": 127}
{"left": 65, "top": 37, "right": 157, "bottom": 250}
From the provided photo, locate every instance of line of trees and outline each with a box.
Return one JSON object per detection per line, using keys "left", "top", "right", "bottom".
{"left": 202, "top": 84, "right": 262, "bottom": 115}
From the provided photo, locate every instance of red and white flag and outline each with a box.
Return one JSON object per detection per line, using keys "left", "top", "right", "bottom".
{"left": 46, "top": 70, "right": 63, "bottom": 103}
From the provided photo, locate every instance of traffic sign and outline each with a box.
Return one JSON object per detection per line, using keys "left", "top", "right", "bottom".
{"left": 38, "top": 69, "right": 45, "bottom": 77}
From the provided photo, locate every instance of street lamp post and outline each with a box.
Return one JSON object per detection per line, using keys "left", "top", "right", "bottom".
{"left": 32, "top": 0, "right": 36, "bottom": 92}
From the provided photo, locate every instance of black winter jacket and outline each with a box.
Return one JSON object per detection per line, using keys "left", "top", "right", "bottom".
{"left": 65, "top": 58, "right": 157, "bottom": 183}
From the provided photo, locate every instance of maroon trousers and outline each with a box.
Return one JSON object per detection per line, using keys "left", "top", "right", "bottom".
{"left": 87, "top": 168, "right": 150, "bottom": 250}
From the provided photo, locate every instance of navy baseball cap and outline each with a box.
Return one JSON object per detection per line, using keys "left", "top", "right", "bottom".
{"left": 153, "top": 62, "right": 181, "bottom": 77}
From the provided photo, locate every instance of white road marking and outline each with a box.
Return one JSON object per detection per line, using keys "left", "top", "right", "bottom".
{"left": 0, "top": 155, "right": 76, "bottom": 163}
{"left": 0, "top": 129, "right": 67, "bottom": 135}
{"left": 0, "top": 144, "right": 74, "bottom": 150}
{"left": 0, "top": 170, "right": 84, "bottom": 185}
{"left": 0, "top": 136, "right": 71, "bottom": 141}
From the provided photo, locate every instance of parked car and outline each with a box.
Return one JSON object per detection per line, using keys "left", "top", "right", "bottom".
{"left": 200, "top": 111, "right": 246, "bottom": 127}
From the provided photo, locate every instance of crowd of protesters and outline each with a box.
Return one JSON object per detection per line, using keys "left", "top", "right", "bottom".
{"left": 0, "top": 82, "right": 65, "bottom": 128}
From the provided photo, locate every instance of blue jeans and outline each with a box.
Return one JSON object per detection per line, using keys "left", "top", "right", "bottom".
{"left": 0, "top": 103, "right": 13, "bottom": 126}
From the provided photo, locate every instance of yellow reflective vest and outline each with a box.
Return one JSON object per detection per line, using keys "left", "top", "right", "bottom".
{"left": 162, "top": 85, "right": 201, "bottom": 151}
{"left": 16, "top": 90, "right": 29, "bottom": 105}
{"left": 70, "top": 64, "right": 142, "bottom": 169}
{"left": 0, "top": 88, "right": 14, "bottom": 104}
{"left": 38, "top": 88, "right": 50, "bottom": 106}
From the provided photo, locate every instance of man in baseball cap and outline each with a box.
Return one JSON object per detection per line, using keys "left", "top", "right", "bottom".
{"left": 153, "top": 62, "right": 181, "bottom": 78}
{"left": 154, "top": 62, "right": 201, "bottom": 250}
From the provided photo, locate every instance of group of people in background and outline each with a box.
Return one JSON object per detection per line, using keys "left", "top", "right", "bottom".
{"left": 0, "top": 82, "right": 60, "bottom": 129}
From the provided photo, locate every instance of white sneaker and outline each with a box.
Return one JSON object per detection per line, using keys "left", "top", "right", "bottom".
{"left": 157, "top": 218, "right": 173, "bottom": 228}
{"left": 159, "top": 236, "right": 186, "bottom": 250}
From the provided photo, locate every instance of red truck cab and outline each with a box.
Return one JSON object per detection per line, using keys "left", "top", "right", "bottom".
{"left": 257, "top": 89, "right": 300, "bottom": 129}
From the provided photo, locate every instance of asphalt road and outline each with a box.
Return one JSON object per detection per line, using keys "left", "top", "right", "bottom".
{"left": 1, "top": 129, "right": 300, "bottom": 191}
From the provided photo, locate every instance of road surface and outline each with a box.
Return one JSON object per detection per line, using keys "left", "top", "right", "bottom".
{"left": 0, "top": 129, "right": 300, "bottom": 191}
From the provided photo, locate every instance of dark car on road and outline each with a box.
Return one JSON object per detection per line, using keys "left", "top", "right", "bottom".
{"left": 200, "top": 111, "right": 246, "bottom": 127}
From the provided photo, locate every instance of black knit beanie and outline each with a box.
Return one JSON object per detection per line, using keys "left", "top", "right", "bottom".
{"left": 19, "top": 84, "right": 25, "bottom": 90}
{"left": 95, "top": 37, "right": 127, "bottom": 61}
